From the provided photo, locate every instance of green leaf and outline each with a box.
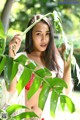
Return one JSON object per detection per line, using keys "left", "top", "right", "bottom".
{"left": 0, "top": 38, "right": 6, "bottom": 55}
{"left": 13, "top": 112, "right": 38, "bottom": 120}
{"left": 50, "top": 90, "right": 59, "bottom": 117}
{"left": 60, "top": 95, "right": 65, "bottom": 110}
{"left": 10, "top": 61, "right": 18, "bottom": 81}
{"left": 54, "top": 86, "right": 63, "bottom": 93}
{"left": 0, "top": 56, "right": 6, "bottom": 74}
{"left": 16, "top": 67, "right": 32, "bottom": 94}
{"left": 35, "top": 68, "right": 46, "bottom": 78}
{"left": 6, "top": 104, "right": 28, "bottom": 115}
{"left": 53, "top": 11, "right": 62, "bottom": 32}
{"left": 26, "top": 61, "right": 38, "bottom": 70}
{"left": 15, "top": 54, "right": 29, "bottom": 65}
{"left": 39, "top": 83, "right": 50, "bottom": 110}
{"left": 27, "top": 75, "right": 42, "bottom": 100}
{"left": 4, "top": 56, "right": 13, "bottom": 89}
{"left": 0, "top": 20, "right": 5, "bottom": 38}
{"left": 45, "top": 77, "right": 54, "bottom": 87}
{"left": 6, "top": 57, "right": 13, "bottom": 80}
{"left": 44, "top": 67, "right": 52, "bottom": 76}
{"left": 35, "top": 67, "right": 52, "bottom": 78}
{"left": 46, "top": 77, "right": 67, "bottom": 89}
{"left": 51, "top": 77, "right": 67, "bottom": 88}
{"left": 0, "top": 20, "right": 6, "bottom": 54}
{"left": 60, "top": 95, "right": 75, "bottom": 113}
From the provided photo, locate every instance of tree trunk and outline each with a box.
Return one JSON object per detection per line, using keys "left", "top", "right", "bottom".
{"left": 1, "top": 0, "right": 15, "bottom": 33}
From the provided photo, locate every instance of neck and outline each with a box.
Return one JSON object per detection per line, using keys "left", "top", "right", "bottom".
{"left": 27, "top": 51, "right": 45, "bottom": 67}
{"left": 30, "top": 51, "right": 43, "bottom": 57}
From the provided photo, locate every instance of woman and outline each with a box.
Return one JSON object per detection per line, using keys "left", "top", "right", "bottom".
{"left": 9, "top": 14, "right": 72, "bottom": 120}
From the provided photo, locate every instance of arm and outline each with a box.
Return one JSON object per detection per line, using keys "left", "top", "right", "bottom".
{"left": 63, "top": 55, "right": 72, "bottom": 95}
{"left": 59, "top": 44, "right": 73, "bottom": 95}
{"left": 8, "top": 34, "right": 22, "bottom": 93}
{"left": 53, "top": 45, "right": 72, "bottom": 95}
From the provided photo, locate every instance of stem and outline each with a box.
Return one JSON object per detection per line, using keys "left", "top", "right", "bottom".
{"left": 21, "top": 12, "right": 52, "bottom": 39}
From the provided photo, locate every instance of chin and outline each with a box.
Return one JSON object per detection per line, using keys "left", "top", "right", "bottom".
{"left": 40, "top": 47, "right": 47, "bottom": 51}
{"left": 40, "top": 49, "right": 47, "bottom": 52}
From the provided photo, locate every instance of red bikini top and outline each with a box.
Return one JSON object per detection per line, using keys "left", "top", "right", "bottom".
{"left": 25, "top": 73, "right": 42, "bottom": 90}
{"left": 25, "top": 73, "right": 35, "bottom": 90}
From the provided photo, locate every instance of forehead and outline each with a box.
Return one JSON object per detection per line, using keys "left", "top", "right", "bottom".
{"left": 33, "top": 21, "right": 49, "bottom": 31}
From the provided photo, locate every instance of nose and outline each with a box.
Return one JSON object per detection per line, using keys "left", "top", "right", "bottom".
{"left": 41, "top": 34, "right": 46, "bottom": 42}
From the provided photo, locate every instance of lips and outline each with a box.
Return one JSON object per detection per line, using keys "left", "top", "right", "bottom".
{"left": 40, "top": 44, "right": 47, "bottom": 47}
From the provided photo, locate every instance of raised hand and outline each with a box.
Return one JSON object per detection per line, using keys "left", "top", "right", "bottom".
{"left": 9, "top": 34, "right": 22, "bottom": 58}
{"left": 60, "top": 43, "right": 72, "bottom": 94}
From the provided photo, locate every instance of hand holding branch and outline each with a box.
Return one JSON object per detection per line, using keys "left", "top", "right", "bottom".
{"left": 9, "top": 34, "right": 22, "bottom": 58}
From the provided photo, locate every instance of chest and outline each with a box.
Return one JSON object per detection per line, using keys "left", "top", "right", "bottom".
{"left": 28, "top": 54, "right": 45, "bottom": 67}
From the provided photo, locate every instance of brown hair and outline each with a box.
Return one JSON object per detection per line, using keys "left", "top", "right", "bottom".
{"left": 25, "top": 14, "right": 62, "bottom": 74}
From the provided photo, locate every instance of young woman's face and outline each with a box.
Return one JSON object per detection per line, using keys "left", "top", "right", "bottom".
{"left": 32, "top": 21, "right": 50, "bottom": 52}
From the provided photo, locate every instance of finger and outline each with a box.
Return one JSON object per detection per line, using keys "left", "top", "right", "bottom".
{"left": 14, "top": 38, "right": 21, "bottom": 44}
{"left": 10, "top": 34, "right": 21, "bottom": 42}
{"left": 61, "top": 43, "right": 66, "bottom": 52}
{"left": 10, "top": 37, "right": 21, "bottom": 47}
{"left": 13, "top": 36, "right": 21, "bottom": 42}
{"left": 9, "top": 43, "right": 16, "bottom": 49}
{"left": 12, "top": 45, "right": 16, "bottom": 55}
{"left": 14, "top": 34, "right": 21, "bottom": 40}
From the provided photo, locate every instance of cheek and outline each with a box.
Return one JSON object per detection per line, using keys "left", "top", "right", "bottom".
{"left": 46, "top": 36, "right": 50, "bottom": 43}
{"left": 33, "top": 39, "right": 40, "bottom": 47}
{"left": 35, "top": 35, "right": 41, "bottom": 40}
{"left": 33, "top": 36, "right": 41, "bottom": 44}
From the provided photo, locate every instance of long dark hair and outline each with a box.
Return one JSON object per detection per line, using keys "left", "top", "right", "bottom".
{"left": 25, "top": 14, "right": 61, "bottom": 73}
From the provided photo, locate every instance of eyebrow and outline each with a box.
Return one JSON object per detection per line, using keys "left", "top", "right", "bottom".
{"left": 35, "top": 30, "right": 50, "bottom": 32}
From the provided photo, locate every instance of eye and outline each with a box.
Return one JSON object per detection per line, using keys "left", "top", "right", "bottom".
{"left": 36, "top": 32, "right": 41, "bottom": 36}
{"left": 46, "top": 32, "right": 50, "bottom": 36}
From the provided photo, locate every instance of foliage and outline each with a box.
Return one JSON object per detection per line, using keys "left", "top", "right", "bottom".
{"left": 0, "top": 20, "right": 6, "bottom": 55}
{"left": 0, "top": 11, "right": 77, "bottom": 119}
{"left": 6, "top": 0, "right": 80, "bottom": 33}
{"left": 0, "top": 104, "right": 38, "bottom": 120}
